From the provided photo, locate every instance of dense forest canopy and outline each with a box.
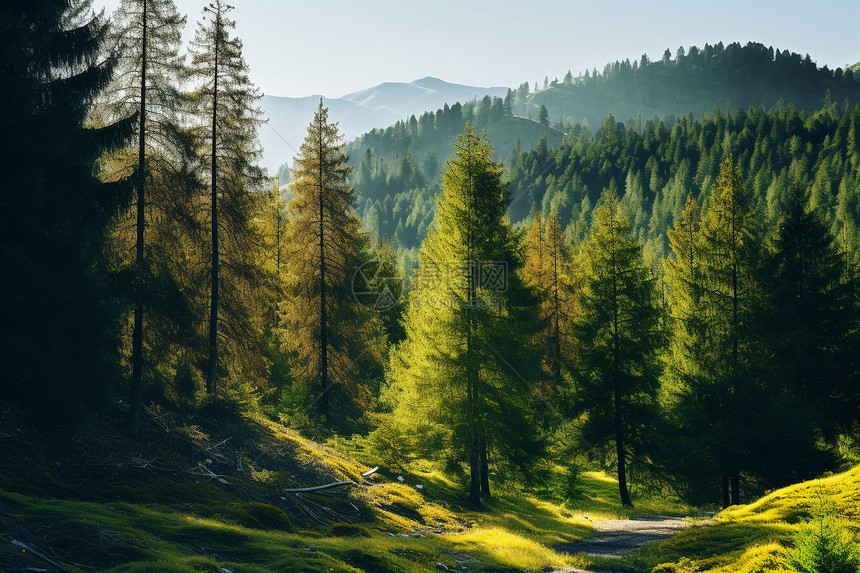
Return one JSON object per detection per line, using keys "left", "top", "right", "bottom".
{"left": 523, "top": 41, "right": 859, "bottom": 130}
{"left": 348, "top": 41, "right": 860, "bottom": 259}
{"left": 511, "top": 100, "right": 860, "bottom": 263}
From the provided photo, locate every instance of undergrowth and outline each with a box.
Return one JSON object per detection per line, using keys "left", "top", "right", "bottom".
{"left": 0, "top": 404, "right": 692, "bottom": 572}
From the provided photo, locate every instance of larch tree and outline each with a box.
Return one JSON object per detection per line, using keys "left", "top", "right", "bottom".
{"left": 662, "top": 190, "right": 723, "bottom": 502}
{"left": 688, "top": 157, "right": 768, "bottom": 507}
{"left": 97, "top": 0, "right": 191, "bottom": 433}
{"left": 523, "top": 210, "right": 573, "bottom": 394}
{"left": 280, "top": 100, "right": 384, "bottom": 431}
{"left": 573, "top": 190, "right": 664, "bottom": 507}
{"left": 387, "top": 125, "right": 543, "bottom": 505}
{"left": 664, "top": 191, "right": 704, "bottom": 390}
{"left": 0, "top": 0, "right": 135, "bottom": 431}
{"left": 188, "top": 0, "right": 268, "bottom": 395}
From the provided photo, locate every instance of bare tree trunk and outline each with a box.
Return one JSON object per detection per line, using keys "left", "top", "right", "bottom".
{"left": 318, "top": 112, "right": 329, "bottom": 415}
{"left": 615, "top": 387, "right": 633, "bottom": 507}
{"left": 130, "top": 0, "right": 147, "bottom": 436}
{"left": 205, "top": 13, "right": 220, "bottom": 394}
{"left": 479, "top": 433, "right": 490, "bottom": 497}
{"left": 731, "top": 470, "right": 740, "bottom": 505}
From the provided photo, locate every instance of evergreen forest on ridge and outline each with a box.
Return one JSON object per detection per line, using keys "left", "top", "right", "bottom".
{"left": 2, "top": 2, "right": 860, "bottom": 572}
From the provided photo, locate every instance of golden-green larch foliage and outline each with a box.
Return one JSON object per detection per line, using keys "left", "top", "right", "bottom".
{"left": 280, "top": 100, "right": 384, "bottom": 432}
{"left": 387, "top": 125, "right": 543, "bottom": 505}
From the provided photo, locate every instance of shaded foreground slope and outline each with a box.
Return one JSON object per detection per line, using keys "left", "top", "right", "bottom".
{"left": 0, "top": 407, "right": 684, "bottom": 572}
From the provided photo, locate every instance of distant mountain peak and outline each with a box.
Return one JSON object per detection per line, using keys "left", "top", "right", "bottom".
{"left": 259, "top": 78, "right": 510, "bottom": 173}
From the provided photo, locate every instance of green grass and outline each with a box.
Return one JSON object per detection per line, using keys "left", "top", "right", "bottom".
{"left": 623, "top": 466, "right": 860, "bottom": 573}
{"left": 0, "top": 408, "right": 698, "bottom": 573}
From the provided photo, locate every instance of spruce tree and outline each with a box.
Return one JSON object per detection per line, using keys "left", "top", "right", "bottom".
{"left": 188, "top": 0, "right": 268, "bottom": 394}
{"left": 280, "top": 100, "right": 384, "bottom": 431}
{"left": 761, "top": 185, "right": 856, "bottom": 480}
{"left": 387, "top": 125, "right": 543, "bottom": 504}
{"left": 573, "top": 190, "right": 664, "bottom": 507}
{"left": 0, "top": 0, "right": 134, "bottom": 431}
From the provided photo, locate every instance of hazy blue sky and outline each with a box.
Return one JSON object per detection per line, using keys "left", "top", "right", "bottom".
{"left": 93, "top": 0, "right": 860, "bottom": 98}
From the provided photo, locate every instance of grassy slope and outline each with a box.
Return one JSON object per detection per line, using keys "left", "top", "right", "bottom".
{"left": 0, "top": 408, "right": 688, "bottom": 573}
{"left": 624, "top": 466, "right": 860, "bottom": 573}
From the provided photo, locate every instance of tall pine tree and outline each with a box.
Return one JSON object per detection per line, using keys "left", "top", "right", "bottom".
{"left": 573, "top": 191, "right": 664, "bottom": 507}
{"left": 684, "top": 158, "right": 768, "bottom": 506}
{"left": 761, "top": 185, "right": 855, "bottom": 481}
{"left": 188, "top": 0, "right": 268, "bottom": 395}
{"left": 280, "top": 100, "right": 384, "bottom": 431}
{"left": 97, "top": 0, "right": 192, "bottom": 433}
{"left": 387, "top": 126, "right": 543, "bottom": 504}
{"left": 523, "top": 210, "right": 573, "bottom": 394}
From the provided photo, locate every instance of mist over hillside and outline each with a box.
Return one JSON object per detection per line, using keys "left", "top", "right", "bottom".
{"left": 259, "top": 77, "right": 508, "bottom": 173}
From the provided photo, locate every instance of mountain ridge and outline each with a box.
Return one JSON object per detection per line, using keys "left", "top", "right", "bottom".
{"left": 259, "top": 76, "right": 510, "bottom": 173}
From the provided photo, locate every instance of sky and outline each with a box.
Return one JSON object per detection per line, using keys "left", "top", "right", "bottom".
{"left": 92, "top": 0, "right": 860, "bottom": 99}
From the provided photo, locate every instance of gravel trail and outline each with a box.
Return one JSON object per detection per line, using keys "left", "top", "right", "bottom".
{"left": 550, "top": 515, "right": 691, "bottom": 572}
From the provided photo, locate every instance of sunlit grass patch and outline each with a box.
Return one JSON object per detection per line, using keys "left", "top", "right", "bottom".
{"left": 628, "top": 465, "right": 860, "bottom": 572}
{"left": 719, "top": 465, "right": 860, "bottom": 525}
{"left": 445, "top": 526, "right": 576, "bottom": 572}
{"left": 706, "top": 541, "right": 791, "bottom": 573}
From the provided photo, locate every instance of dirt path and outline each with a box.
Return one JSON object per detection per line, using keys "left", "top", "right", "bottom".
{"left": 550, "top": 515, "right": 691, "bottom": 572}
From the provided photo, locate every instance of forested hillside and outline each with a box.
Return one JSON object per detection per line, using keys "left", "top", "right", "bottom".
{"left": 351, "top": 42, "right": 860, "bottom": 257}
{"left": 346, "top": 97, "right": 562, "bottom": 249}
{"left": 511, "top": 100, "right": 860, "bottom": 263}
{"left": 521, "top": 41, "right": 860, "bottom": 130}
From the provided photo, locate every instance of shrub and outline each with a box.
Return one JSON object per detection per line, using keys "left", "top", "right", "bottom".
{"left": 736, "top": 542, "right": 791, "bottom": 573}
{"left": 787, "top": 503, "right": 860, "bottom": 573}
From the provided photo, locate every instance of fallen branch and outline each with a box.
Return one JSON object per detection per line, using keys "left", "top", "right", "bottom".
{"left": 11, "top": 540, "right": 74, "bottom": 573}
{"left": 291, "top": 499, "right": 328, "bottom": 526}
{"left": 294, "top": 493, "right": 354, "bottom": 524}
{"left": 284, "top": 481, "right": 356, "bottom": 493}
{"left": 192, "top": 461, "right": 231, "bottom": 484}
{"left": 361, "top": 466, "right": 378, "bottom": 477}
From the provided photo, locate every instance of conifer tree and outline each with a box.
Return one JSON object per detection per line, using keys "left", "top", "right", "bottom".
{"left": 280, "top": 101, "right": 384, "bottom": 430}
{"left": 524, "top": 210, "right": 546, "bottom": 289}
{"left": 523, "top": 210, "right": 573, "bottom": 392}
{"left": 388, "top": 126, "right": 543, "bottom": 505}
{"left": 769, "top": 185, "right": 858, "bottom": 444}
{"left": 0, "top": 0, "right": 134, "bottom": 430}
{"left": 573, "top": 191, "right": 664, "bottom": 507}
{"left": 664, "top": 191, "right": 704, "bottom": 383}
{"left": 188, "top": 0, "right": 268, "bottom": 394}
{"left": 685, "top": 157, "right": 768, "bottom": 506}
{"left": 97, "top": 0, "right": 191, "bottom": 433}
